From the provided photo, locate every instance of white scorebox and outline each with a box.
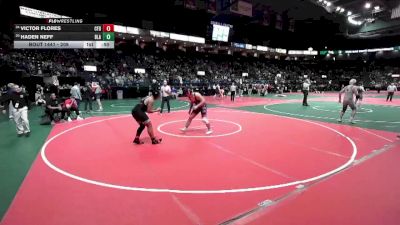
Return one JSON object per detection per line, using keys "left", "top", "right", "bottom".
{"left": 14, "top": 41, "right": 114, "bottom": 49}
{"left": 212, "top": 24, "right": 230, "bottom": 42}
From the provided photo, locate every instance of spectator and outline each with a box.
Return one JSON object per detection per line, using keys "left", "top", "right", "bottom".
{"left": 35, "top": 95, "right": 46, "bottom": 106}
{"left": 0, "top": 47, "right": 399, "bottom": 95}
{"left": 92, "top": 82, "right": 103, "bottom": 111}
{"left": 82, "top": 83, "right": 94, "bottom": 112}
{"left": 106, "top": 84, "right": 112, "bottom": 100}
{"left": 45, "top": 93, "right": 62, "bottom": 125}
{"left": 6, "top": 83, "right": 15, "bottom": 119}
{"left": 70, "top": 82, "right": 82, "bottom": 108}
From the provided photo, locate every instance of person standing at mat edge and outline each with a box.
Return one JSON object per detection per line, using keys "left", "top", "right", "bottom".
{"left": 92, "top": 82, "right": 103, "bottom": 111}
{"left": 160, "top": 80, "right": 171, "bottom": 113}
{"left": 5, "top": 83, "right": 15, "bottom": 119}
{"left": 70, "top": 82, "right": 82, "bottom": 109}
{"left": 0, "top": 85, "right": 31, "bottom": 137}
{"left": 338, "top": 79, "right": 358, "bottom": 124}
{"left": 386, "top": 83, "right": 397, "bottom": 102}
{"left": 181, "top": 89, "right": 212, "bottom": 135}
{"left": 355, "top": 83, "right": 365, "bottom": 110}
{"left": 131, "top": 91, "right": 162, "bottom": 144}
{"left": 230, "top": 82, "right": 237, "bottom": 102}
{"left": 302, "top": 79, "right": 311, "bottom": 106}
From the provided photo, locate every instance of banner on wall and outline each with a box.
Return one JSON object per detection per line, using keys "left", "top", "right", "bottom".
{"left": 289, "top": 19, "right": 295, "bottom": 32}
{"left": 185, "top": 0, "right": 197, "bottom": 10}
{"left": 275, "top": 14, "right": 283, "bottom": 30}
{"left": 19, "top": 6, "right": 70, "bottom": 18}
{"left": 230, "top": 0, "right": 252, "bottom": 17}
{"left": 207, "top": 0, "right": 217, "bottom": 14}
{"left": 262, "top": 9, "right": 272, "bottom": 26}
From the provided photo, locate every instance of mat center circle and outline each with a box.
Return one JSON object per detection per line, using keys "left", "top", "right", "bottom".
{"left": 312, "top": 105, "right": 373, "bottom": 113}
{"left": 157, "top": 119, "right": 242, "bottom": 138}
{"left": 41, "top": 111, "right": 357, "bottom": 194}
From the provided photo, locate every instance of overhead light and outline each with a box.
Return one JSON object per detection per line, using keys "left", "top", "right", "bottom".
{"left": 374, "top": 5, "right": 380, "bottom": 10}
{"left": 366, "top": 17, "right": 375, "bottom": 22}
{"left": 326, "top": 2, "right": 331, "bottom": 6}
{"left": 323, "top": 0, "right": 327, "bottom": 4}
{"left": 348, "top": 16, "right": 363, "bottom": 26}
{"left": 340, "top": 8, "right": 345, "bottom": 12}
{"left": 347, "top": 11, "right": 352, "bottom": 16}
{"left": 336, "top": 6, "right": 341, "bottom": 11}
{"left": 365, "top": 2, "right": 371, "bottom": 9}
{"left": 318, "top": 0, "right": 322, "bottom": 2}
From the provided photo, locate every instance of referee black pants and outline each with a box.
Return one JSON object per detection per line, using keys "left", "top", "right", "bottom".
{"left": 160, "top": 96, "right": 170, "bottom": 113}
{"left": 231, "top": 91, "right": 236, "bottom": 102}
{"left": 302, "top": 90, "right": 309, "bottom": 106}
{"left": 387, "top": 92, "right": 394, "bottom": 101}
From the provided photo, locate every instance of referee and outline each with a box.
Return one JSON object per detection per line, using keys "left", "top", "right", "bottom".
{"left": 230, "top": 82, "right": 237, "bottom": 102}
{"left": 160, "top": 80, "right": 171, "bottom": 113}
{"left": 386, "top": 83, "right": 397, "bottom": 102}
{"left": 0, "top": 85, "right": 31, "bottom": 136}
{"left": 302, "top": 79, "right": 311, "bottom": 106}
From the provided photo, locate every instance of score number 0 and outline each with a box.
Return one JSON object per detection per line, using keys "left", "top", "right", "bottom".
{"left": 102, "top": 24, "right": 114, "bottom": 32}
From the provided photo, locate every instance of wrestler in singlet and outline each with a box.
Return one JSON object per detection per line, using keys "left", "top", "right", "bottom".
{"left": 341, "top": 84, "right": 358, "bottom": 111}
{"left": 338, "top": 79, "right": 358, "bottom": 123}
{"left": 131, "top": 93, "right": 162, "bottom": 144}
{"left": 188, "top": 91, "right": 207, "bottom": 117}
{"left": 132, "top": 96, "right": 151, "bottom": 124}
{"left": 355, "top": 85, "right": 365, "bottom": 101}
{"left": 181, "top": 89, "right": 212, "bottom": 134}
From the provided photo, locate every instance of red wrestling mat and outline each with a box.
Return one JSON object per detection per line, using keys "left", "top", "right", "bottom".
{"left": 345, "top": 96, "right": 400, "bottom": 106}
{"left": 200, "top": 96, "right": 285, "bottom": 108}
{"left": 1, "top": 109, "right": 397, "bottom": 225}
{"left": 242, "top": 144, "right": 400, "bottom": 225}
{"left": 306, "top": 97, "right": 400, "bottom": 106}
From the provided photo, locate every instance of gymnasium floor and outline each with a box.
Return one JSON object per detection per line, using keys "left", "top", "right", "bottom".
{"left": 0, "top": 92, "right": 399, "bottom": 225}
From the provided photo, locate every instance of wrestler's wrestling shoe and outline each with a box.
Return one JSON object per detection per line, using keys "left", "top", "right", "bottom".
{"left": 152, "top": 138, "right": 162, "bottom": 145}
{"left": 133, "top": 137, "right": 144, "bottom": 145}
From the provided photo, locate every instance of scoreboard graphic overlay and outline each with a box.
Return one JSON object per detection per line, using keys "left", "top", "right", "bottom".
{"left": 14, "top": 21, "right": 114, "bottom": 49}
